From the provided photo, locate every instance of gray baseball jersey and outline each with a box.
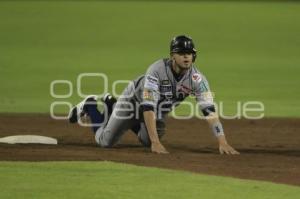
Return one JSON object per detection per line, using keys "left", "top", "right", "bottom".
{"left": 95, "top": 58, "right": 214, "bottom": 147}
{"left": 133, "top": 58, "right": 214, "bottom": 117}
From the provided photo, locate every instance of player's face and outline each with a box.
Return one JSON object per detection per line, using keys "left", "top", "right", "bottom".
{"left": 172, "top": 52, "right": 193, "bottom": 70}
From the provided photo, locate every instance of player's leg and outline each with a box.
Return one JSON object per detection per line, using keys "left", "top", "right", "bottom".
{"left": 68, "top": 94, "right": 116, "bottom": 134}
{"left": 85, "top": 94, "right": 117, "bottom": 133}
{"left": 95, "top": 84, "right": 137, "bottom": 147}
{"left": 94, "top": 98, "right": 136, "bottom": 147}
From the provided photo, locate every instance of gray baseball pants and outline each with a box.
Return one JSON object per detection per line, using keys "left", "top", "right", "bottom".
{"left": 95, "top": 84, "right": 165, "bottom": 147}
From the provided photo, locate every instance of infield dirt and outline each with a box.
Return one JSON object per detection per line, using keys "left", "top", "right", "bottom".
{"left": 0, "top": 114, "right": 299, "bottom": 186}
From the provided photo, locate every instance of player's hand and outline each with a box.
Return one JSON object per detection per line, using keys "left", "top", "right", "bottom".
{"left": 151, "top": 142, "right": 169, "bottom": 154}
{"left": 217, "top": 135, "right": 240, "bottom": 155}
{"left": 219, "top": 142, "right": 240, "bottom": 155}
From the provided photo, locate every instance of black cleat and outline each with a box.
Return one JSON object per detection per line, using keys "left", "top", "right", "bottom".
{"left": 68, "top": 95, "right": 98, "bottom": 123}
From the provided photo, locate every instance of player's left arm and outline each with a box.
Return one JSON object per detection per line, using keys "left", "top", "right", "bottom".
{"left": 204, "top": 109, "right": 239, "bottom": 155}
{"left": 195, "top": 75, "right": 240, "bottom": 155}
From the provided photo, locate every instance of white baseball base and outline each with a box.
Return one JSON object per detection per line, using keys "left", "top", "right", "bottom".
{"left": 0, "top": 135, "right": 58, "bottom": 145}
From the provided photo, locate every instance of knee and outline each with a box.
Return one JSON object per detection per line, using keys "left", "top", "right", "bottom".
{"left": 95, "top": 129, "right": 115, "bottom": 148}
{"left": 157, "top": 129, "right": 165, "bottom": 139}
{"left": 138, "top": 134, "right": 151, "bottom": 147}
{"left": 137, "top": 121, "right": 166, "bottom": 147}
{"left": 96, "top": 138, "right": 114, "bottom": 148}
{"left": 156, "top": 121, "right": 166, "bottom": 139}
{"left": 99, "top": 141, "right": 114, "bottom": 148}
{"left": 138, "top": 130, "right": 165, "bottom": 148}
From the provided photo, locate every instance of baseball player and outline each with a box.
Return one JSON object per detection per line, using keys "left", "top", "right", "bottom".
{"left": 69, "top": 35, "right": 239, "bottom": 155}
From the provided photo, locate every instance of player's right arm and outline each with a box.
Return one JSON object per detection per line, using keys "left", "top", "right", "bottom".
{"left": 141, "top": 64, "right": 169, "bottom": 154}
{"left": 143, "top": 110, "right": 168, "bottom": 154}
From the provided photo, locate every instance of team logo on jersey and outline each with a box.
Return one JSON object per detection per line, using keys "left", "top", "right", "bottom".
{"left": 143, "top": 90, "right": 154, "bottom": 101}
{"left": 192, "top": 73, "right": 202, "bottom": 83}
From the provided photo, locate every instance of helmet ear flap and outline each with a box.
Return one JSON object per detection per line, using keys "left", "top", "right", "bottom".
{"left": 192, "top": 53, "right": 197, "bottom": 62}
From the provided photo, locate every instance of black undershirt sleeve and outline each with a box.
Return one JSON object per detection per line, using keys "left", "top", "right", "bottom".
{"left": 142, "top": 104, "right": 155, "bottom": 112}
{"left": 201, "top": 105, "right": 216, "bottom": 116}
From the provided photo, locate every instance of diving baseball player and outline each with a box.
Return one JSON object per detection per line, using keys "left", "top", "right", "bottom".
{"left": 69, "top": 35, "right": 239, "bottom": 155}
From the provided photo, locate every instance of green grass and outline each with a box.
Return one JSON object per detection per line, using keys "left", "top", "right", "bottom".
{"left": 0, "top": 1, "right": 300, "bottom": 117}
{"left": 0, "top": 161, "right": 299, "bottom": 199}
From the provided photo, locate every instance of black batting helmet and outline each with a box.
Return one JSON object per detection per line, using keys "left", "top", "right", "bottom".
{"left": 170, "top": 35, "right": 197, "bottom": 61}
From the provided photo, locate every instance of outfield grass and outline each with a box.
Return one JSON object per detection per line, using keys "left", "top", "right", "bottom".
{"left": 0, "top": 1, "right": 299, "bottom": 116}
{"left": 0, "top": 161, "right": 299, "bottom": 199}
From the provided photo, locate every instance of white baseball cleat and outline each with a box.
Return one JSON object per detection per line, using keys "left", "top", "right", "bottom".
{"left": 68, "top": 95, "right": 98, "bottom": 123}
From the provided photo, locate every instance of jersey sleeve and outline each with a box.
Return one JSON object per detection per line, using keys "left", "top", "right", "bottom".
{"left": 141, "top": 64, "right": 160, "bottom": 108}
{"left": 194, "top": 74, "right": 214, "bottom": 110}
